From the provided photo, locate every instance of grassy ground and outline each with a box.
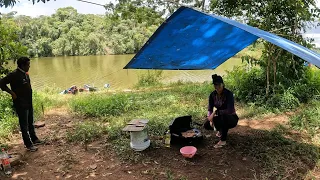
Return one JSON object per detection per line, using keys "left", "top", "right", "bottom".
{"left": 1, "top": 78, "right": 320, "bottom": 178}
{"left": 66, "top": 82, "right": 320, "bottom": 179}
{"left": 0, "top": 90, "right": 67, "bottom": 143}
{"left": 68, "top": 82, "right": 212, "bottom": 156}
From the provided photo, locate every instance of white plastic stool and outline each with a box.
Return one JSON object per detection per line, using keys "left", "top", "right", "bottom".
{"left": 122, "top": 119, "right": 150, "bottom": 151}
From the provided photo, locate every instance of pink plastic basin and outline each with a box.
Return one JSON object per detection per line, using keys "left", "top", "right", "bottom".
{"left": 180, "top": 146, "right": 197, "bottom": 158}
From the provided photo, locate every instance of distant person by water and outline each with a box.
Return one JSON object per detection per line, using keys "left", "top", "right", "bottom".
{"left": 0, "top": 57, "right": 43, "bottom": 152}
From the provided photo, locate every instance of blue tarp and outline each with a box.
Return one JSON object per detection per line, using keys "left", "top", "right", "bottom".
{"left": 124, "top": 6, "right": 320, "bottom": 70}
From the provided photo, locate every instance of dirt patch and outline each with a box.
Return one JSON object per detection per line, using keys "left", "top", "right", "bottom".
{"left": 238, "top": 115, "right": 289, "bottom": 131}
{"left": 1, "top": 108, "right": 318, "bottom": 179}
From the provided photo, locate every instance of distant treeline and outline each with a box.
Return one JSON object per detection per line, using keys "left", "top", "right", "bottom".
{"left": 1, "top": 4, "right": 163, "bottom": 57}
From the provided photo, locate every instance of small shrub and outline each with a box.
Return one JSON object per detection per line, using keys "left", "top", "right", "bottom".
{"left": 224, "top": 66, "right": 266, "bottom": 103}
{"left": 293, "top": 67, "right": 320, "bottom": 103}
{"left": 266, "top": 89, "right": 300, "bottom": 111}
{"left": 225, "top": 65, "right": 320, "bottom": 112}
{"left": 136, "top": 70, "right": 163, "bottom": 87}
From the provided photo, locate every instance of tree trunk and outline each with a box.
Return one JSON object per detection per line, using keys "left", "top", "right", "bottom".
{"left": 272, "top": 49, "right": 282, "bottom": 93}
{"left": 266, "top": 44, "right": 272, "bottom": 97}
{"left": 266, "top": 58, "right": 270, "bottom": 97}
{"left": 273, "top": 58, "right": 276, "bottom": 93}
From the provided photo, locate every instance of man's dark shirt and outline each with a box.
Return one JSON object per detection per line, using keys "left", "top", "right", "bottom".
{"left": 0, "top": 69, "right": 32, "bottom": 109}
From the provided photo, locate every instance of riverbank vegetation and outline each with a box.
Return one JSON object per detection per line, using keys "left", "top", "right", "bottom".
{"left": 1, "top": 5, "right": 163, "bottom": 58}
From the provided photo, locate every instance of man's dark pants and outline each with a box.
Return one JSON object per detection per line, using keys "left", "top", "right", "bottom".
{"left": 15, "top": 105, "right": 38, "bottom": 148}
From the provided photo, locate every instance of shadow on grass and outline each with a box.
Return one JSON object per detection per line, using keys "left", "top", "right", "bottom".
{"left": 228, "top": 125, "right": 319, "bottom": 179}
{"left": 113, "top": 124, "right": 320, "bottom": 180}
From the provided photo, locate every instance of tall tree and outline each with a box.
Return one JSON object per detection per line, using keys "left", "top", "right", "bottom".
{"left": 0, "top": 16, "right": 27, "bottom": 75}
{"left": 210, "top": 0, "right": 320, "bottom": 96}
{"left": 0, "top": 0, "right": 51, "bottom": 8}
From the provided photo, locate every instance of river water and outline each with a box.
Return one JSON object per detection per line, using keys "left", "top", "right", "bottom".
{"left": 9, "top": 55, "right": 242, "bottom": 90}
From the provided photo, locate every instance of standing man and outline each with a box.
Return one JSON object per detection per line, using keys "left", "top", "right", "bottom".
{"left": 0, "top": 57, "right": 42, "bottom": 152}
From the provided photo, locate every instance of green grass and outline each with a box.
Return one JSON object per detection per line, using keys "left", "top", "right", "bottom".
{"left": 66, "top": 81, "right": 320, "bottom": 179}
{"left": 229, "top": 126, "right": 320, "bottom": 179}
{"left": 69, "top": 93, "right": 140, "bottom": 117}
{"left": 0, "top": 92, "right": 19, "bottom": 142}
{"left": 67, "top": 82, "right": 281, "bottom": 163}
{"left": 67, "top": 82, "right": 212, "bottom": 160}
{"left": 1, "top": 78, "right": 319, "bottom": 179}
{"left": 236, "top": 102, "right": 274, "bottom": 119}
{"left": 66, "top": 121, "right": 107, "bottom": 150}
{"left": 0, "top": 90, "right": 66, "bottom": 143}
{"left": 290, "top": 101, "right": 320, "bottom": 137}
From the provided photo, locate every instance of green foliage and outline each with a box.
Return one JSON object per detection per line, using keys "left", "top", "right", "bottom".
{"left": 66, "top": 121, "right": 106, "bottom": 143}
{"left": 0, "top": 17, "right": 28, "bottom": 75}
{"left": 225, "top": 66, "right": 266, "bottom": 103}
{"left": 0, "top": 92, "right": 18, "bottom": 140}
{"left": 0, "top": 0, "right": 50, "bottom": 8}
{"left": 0, "top": 91, "right": 63, "bottom": 142}
{"left": 106, "top": 1, "right": 164, "bottom": 26}
{"left": 292, "top": 67, "right": 320, "bottom": 103}
{"left": 105, "top": 0, "right": 204, "bottom": 19}
{"left": 226, "top": 66, "right": 320, "bottom": 111}
{"left": 15, "top": 8, "right": 108, "bottom": 57}
{"left": 266, "top": 90, "right": 300, "bottom": 111}
{"left": 136, "top": 70, "right": 163, "bottom": 87}
{"left": 290, "top": 101, "right": 320, "bottom": 136}
{"left": 69, "top": 93, "right": 139, "bottom": 117}
{"left": 1, "top": 4, "right": 163, "bottom": 57}
{"left": 210, "top": 0, "right": 319, "bottom": 35}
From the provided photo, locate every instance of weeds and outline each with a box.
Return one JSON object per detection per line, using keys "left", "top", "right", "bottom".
{"left": 136, "top": 70, "right": 163, "bottom": 87}
{"left": 69, "top": 93, "right": 139, "bottom": 117}
{"left": 166, "top": 169, "right": 175, "bottom": 180}
{"left": 237, "top": 102, "right": 273, "bottom": 119}
{"left": 0, "top": 90, "right": 65, "bottom": 142}
{"left": 229, "top": 126, "right": 320, "bottom": 179}
{"left": 66, "top": 121, "right": 107, "bottom": 150}
{"left": 290, "top": 101, "right": 320, "bottom": 136}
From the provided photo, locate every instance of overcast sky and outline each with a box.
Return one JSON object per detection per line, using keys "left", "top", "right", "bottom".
{"left": 0, "top": 0, "right": 108, "bottom": 16}
{"left": 1, "top": 0, "right": 320, "bottom": 46}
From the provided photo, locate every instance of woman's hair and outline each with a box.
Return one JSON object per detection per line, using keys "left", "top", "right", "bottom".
{"left": 212, "top": 74, "right": 224, "bottom": 85}
{"left": 17, "top": 57, "right": 30, "bottom": 68}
